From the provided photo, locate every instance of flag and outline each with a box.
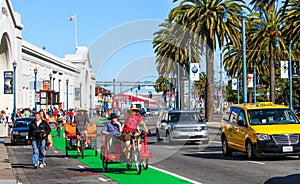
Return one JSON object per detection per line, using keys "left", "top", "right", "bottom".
{"left": 68, "top": 15, "right": 76, "bottom": 21}
{"left": 281, "top": 61, "right": 289, "bottom": 78}
{"left": 247, "top": 74, "right": 253, "bottom": 88}
{"left": 232, "top": 78, "right": 238, "bottom": 90}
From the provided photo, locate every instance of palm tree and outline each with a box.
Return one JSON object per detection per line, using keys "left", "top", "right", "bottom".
{"left": 168, "top": 0, "right": 247, "bottom": 121}
{"left": 247, "top": 7, "right": 288, "bottom": 103}
{"left": 153, "top": 19, "right": 201, "bottom": 109}
{"left": 155, "top": 76, "right": 171, "bottom": 108}
{"left": 282, "top": 1, "right": 300, "bottom": 42}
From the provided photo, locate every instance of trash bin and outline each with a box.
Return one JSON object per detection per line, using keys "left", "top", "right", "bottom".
{"left": 0, "top": 124, "right": 8, "bottom": 137}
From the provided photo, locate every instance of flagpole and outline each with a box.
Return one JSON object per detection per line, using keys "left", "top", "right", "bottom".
{"left": 74, "top": 14, "right": 78, "bottom": 49}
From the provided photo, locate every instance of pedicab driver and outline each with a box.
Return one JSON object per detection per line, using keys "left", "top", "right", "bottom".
{"left": 74, "top": 107, "right": 90, "bottom": 154}
{"left": 101, "top": 112, "right": 122, "bottom": 151}
{"left": 123, "top": 105, "right": 148, "bottom": 164}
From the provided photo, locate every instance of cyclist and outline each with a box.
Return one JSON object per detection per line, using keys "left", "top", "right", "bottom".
{"left": 122, "top": 105, "right": 148, "bottom": 166}
{"left": 74, "top": 108, "right": 90, "bottom": 154}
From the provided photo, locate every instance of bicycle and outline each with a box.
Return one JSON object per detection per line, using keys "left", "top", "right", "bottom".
{"left": 127, "top": 130, "right": 143, "bottom": 175}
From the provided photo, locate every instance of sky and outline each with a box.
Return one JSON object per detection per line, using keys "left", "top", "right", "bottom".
{"left": 10, "top": 0, "right": 254, "bottom": 94}
{"left": 10, "top": 0, "right": 178, "bottom": 85}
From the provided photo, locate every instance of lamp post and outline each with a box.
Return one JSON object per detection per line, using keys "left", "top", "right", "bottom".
{"left": 66, "top": 79, "right": 69, "bottom": 111}
{"left": 90, "top": 85, "right": 93, "bottom": 118}
{"left": 113, "top": 78, "right": 116, "bottom": 113}
{"left": 34, "top": 68, "right": 37, "bottom": 111}
{"left": 49, "top": 73, "right": 53, "bottom": 90}
{"left": 79, "top": 82, "right": 82, "bottom": 107}
{"left": 13, "top": 61, "right": 17, "bottom": 120}
{"left": 240, "top": 11, "right": 248, "bottom": 103}
{"left": 288, "top": 41, "right": 293, "bottom": 109}
{"left": 188, "top": 40, "right": 191, "bottom": 110}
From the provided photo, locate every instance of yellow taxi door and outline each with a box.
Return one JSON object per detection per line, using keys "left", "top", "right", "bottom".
{"left": 235, "top": 110, "right": 248, "bottom": 152}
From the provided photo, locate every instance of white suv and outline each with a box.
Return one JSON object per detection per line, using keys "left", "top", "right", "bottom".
{"left": 156, "top": 110, "right": 209, "bottom": 144}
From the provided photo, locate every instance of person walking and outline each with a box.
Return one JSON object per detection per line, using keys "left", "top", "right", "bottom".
{"left": 28, "top": 112, "right": 51, "bottom": 169}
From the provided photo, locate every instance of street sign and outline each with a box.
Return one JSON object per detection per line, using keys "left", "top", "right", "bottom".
{"left": 292, "top": 61, "right": 300, "bottom": 78}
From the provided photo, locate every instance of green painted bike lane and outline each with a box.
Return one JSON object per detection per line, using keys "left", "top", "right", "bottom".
{"left": 51, "top": 119, "right": 192, "bottom": 184}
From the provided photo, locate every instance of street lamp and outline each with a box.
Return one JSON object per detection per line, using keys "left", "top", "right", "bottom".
{"left": 288, "top": 41, "right": 293, "bottom": 109}
{"left": 34, "top": 68, "right": 37, "bottom": 111}
{"left": 49, "top": 73, "right": 53, "bottom": 90}
{"left": 240, "top": 11, "right": 248, "bottom": 103}
{"left": 13, "top": 61, "right": 17, "bottom": 120}
{"left": 66, "top": 79, "right": 69, "bottom": 111}
{"left": 79, "top": 82, "right": 82, "bottom": 107}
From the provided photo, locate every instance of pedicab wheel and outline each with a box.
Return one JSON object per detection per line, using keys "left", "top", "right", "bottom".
{"left": 80, "top": 139, "right": 85, "bottom": 159}
{"left": 102, "top": 160, "right": 108, "bottom": 172}
{"left": 65, "top": 139, "right": 69, "bottom": 157}
{"left": 141, "top": 159, "right": 148, "bottom": 170}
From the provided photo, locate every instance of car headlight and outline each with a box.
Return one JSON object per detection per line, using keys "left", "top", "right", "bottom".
{"left": 257, "top": 134, "right": 271, "bottom": 141}
{"left": 202, "top": 126, "right": 208, "bottom": 130}
{"left": 12, "top": 131, "right": 19, "bottom": 135}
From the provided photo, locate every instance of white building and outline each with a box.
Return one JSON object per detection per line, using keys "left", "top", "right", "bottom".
{"left": 0, "top": 0, "right": 95, "bottom": 116}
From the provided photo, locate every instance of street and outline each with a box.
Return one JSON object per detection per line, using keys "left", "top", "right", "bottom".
{"left": 6, "top": 115, "right": 300, "bottom": 184}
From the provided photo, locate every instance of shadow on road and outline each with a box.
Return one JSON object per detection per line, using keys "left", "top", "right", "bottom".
{"left": 265, "top": 174, "right": 300, "bottom": 184}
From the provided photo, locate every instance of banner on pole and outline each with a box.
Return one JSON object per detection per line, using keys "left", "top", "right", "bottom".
{"left": 4, "top": 71, "right": 13, "bottom": 94}
{"left": 281, "top": 61, "right": 289, "bottom": 79}
{"left": 232, "top": 78, "right": 238, "bottom": 90}
{"left": 190, "top": 63, "right": 200, "bottom": 81}
{"left": 247, "top": 74, "right": 253, "bottom": 88}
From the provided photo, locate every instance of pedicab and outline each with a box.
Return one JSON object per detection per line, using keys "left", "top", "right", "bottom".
{"left": 64, "top": 123, "right": 98, "bottom": 159}
{"left": 100, "top": 130, "right": 152, "bottom": 175}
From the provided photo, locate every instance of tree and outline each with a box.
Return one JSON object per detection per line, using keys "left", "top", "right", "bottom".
{"left": 168, "top": 0, "right": 247, "bottom": 121}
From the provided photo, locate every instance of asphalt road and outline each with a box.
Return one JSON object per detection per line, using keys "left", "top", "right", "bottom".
{"left": 8, "top": 115, "right": 300, "bottom": 184}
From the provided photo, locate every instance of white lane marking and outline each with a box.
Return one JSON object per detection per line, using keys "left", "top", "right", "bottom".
{"left": 54, "top": 151, "right": 58, "bottom": 153}
{"left": 149, "top": 165, "right": 202, "bottom": 184}
{"left": 163, "top": 146, "right": 176, "bottom": 149}
{"left": 78, "top": 165, "right": 85, "bottom": 168}
{"left": 98, "top": 178, "right": 108, "bottom": 182}
{"left": 64, "top": 157, "right": 69, "bottom": 159}
{"left": 247, "top": 161, "right": 265, "bottom": 165}
{"left": 209, "top": 140, "right": 221, "bottom": 144}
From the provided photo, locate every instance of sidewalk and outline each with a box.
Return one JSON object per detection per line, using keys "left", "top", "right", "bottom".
{"left": 0, "top": 137, "right": 17, "bottom": 184}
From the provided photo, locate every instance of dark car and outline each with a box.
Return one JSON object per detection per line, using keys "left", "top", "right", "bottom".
{"left": 10, "top": 117, "right": 34, "bottom": 145}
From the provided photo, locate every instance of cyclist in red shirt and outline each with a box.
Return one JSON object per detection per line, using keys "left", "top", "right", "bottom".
{"left": 123, "top": 105, "right": 148, "bottom": 165}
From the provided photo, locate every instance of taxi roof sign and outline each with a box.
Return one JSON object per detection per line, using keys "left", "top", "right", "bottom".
{"left": 257, "top": 102, "right": 275, "bottom": 107}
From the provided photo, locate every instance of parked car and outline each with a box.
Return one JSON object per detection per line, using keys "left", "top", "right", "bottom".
{"left": 221, "top": 102, "right": 300, "bottom": 160}
{"left": 156, "top": 110, "right": 209, "bottom": 144}
{"left": 10, "top": 117, "right": 34, "bottom": 145}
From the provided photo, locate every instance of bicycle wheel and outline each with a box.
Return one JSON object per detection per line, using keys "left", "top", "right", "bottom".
{"left": 101, "top": 147, "right": 108, "bottom": 172}
{"left": 133, "top": 143, "right": 141, "bottom": 175}
{"left": 142, "top": 159, "right": 148, "bottom": 170}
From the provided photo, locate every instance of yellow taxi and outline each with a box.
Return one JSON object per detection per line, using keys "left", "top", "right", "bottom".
{"left": 221, "top": 102, "right": 300, "bottom": 160}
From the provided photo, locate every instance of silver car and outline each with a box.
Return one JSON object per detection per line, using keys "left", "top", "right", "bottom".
{"left": 156, "top": 110, "right": 209, "bottom": 144}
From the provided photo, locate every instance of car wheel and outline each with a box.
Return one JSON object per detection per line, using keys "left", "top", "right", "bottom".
{"left": 166, "top": 132, "right": 172, "bottom": 145}
{"left": 246, "top": 141, "right": 256, "bottom": 160}
{"left": 156, "top": 129, "right": 161, "bottom": 142}
{"left": 222, "top": 136, "right": 232, "bottom": 156}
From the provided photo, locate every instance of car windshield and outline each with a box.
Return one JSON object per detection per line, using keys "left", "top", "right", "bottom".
{"left": 248, "top": 108, "right": 300, "bottom": 125}
{"left": 168, "top": 112, "right": 203, "bottom": 123}
{"left": 14, "top": 121, "right": 30, "bottom": 128}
